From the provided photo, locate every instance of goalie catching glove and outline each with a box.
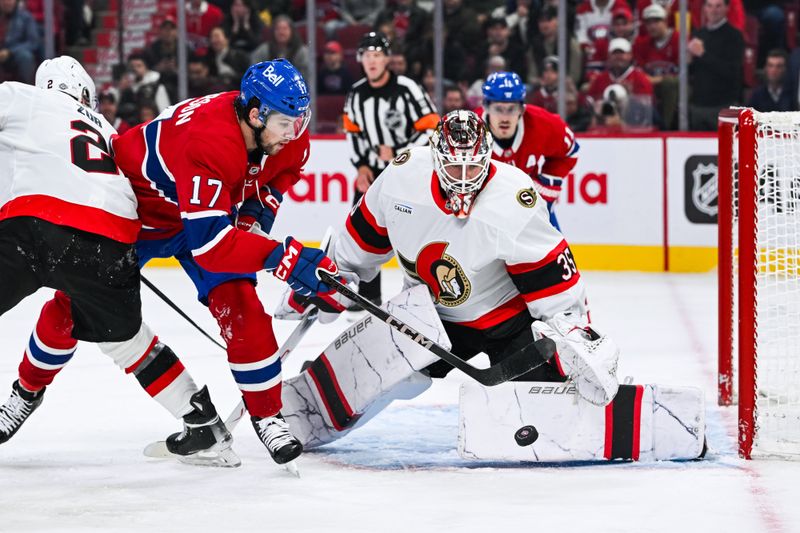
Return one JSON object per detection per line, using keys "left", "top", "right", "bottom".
{"left": 236, "top": 185, "right": 282, "bottom": 235}
{"left": 531, "top": 312, "right": 619, "bottom": 406}
{"left": 264, "top": 237, "right": 340, "bottom": 297}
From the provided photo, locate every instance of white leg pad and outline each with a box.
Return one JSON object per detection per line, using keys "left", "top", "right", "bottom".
{"left": 282, "top": 284, "right": 447, "bottom": 448}
{"left": 458, "top": 382, "right": 705, "bottom": 462}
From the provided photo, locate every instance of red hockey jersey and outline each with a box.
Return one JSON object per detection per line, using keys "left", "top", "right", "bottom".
{"left": 475, "top": 104, "right": 577, "bottom": 203}
{"left": 112, "top": 91, "right": 310, "bottom": 273}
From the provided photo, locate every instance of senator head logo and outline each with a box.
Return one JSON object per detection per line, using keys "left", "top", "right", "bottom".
{"left": 398, "top": 242, "right": 471, "bottom": 307}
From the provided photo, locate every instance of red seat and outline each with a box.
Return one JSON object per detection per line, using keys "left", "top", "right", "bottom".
{"left": 335, "top": 24, "right": 372, "bottom": 51}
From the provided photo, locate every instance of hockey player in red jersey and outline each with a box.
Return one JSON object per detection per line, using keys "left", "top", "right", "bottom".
{"left": 0, "top": 56, "right": 236, "bottom": 464}
{"left": 475, "top": 71, "right": 578, "bottom": 231}
{"left": 12, "top": 59, "right": 340, "bottom": 466}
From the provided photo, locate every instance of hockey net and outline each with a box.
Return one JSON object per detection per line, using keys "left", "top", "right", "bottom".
{"left": 718, "top": 108, "right": 800, "bottom": 459}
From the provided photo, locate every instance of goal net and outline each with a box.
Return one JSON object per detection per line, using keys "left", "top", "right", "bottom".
{"left": 718, "top": 108, "right": 800, "bottom": 459}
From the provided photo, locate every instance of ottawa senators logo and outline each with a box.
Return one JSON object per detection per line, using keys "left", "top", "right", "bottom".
{"left": 398, "top": 242, "right": 471, "bottom": 307}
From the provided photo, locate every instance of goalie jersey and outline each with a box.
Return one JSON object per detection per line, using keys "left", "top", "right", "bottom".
{"left": 0, "top": 82, "right": 140, "bottom": 243}
{"left": 333, "top": 146, "right": 588, "bottom": 329}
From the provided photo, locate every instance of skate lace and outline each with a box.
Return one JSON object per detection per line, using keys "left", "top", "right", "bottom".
{"left": 255, "top": 417, "right": 295, "bottom": 452}
{"left": 0, "top": 392, "right": 33, "bottom": 434}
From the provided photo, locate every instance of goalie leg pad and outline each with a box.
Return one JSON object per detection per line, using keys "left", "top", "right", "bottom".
{"left": 458, "top": 382, "right": 705, "bottom": 462}
{"left": 282, "top": 284, "right": 447, "bottom": 448}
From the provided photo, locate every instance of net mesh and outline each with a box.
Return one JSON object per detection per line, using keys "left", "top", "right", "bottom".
{"left": 733, "top": 111, "right": 800, "bottom": 457}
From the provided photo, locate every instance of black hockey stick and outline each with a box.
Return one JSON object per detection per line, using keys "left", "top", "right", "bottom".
{"left": 141, "top": 274, "right": 226, "bottom": 351}
{"left": 318, "top": 271, "right": 556, "bottom": 386}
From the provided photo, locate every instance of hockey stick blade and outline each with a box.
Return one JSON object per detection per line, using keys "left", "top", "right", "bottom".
{"left": 319, "top": 271, "right": 556, "bottom": 386}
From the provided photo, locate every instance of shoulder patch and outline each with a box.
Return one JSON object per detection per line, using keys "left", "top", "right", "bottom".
{"left": 392, "top": 150, "right": 411, "bottom": 166}
{"left": 516, "top": 188, "right": 538, "bottom": 208}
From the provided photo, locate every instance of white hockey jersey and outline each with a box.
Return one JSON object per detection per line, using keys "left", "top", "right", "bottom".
{"left": 0, "top": 82, "right": 140, "bottom": 243}
{"left": 333, "top": 146, "right": 588, "bottom": 329}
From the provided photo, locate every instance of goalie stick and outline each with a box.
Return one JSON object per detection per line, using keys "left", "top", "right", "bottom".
{"left": 318, "top": 271, "right": 557, "bottom": 386}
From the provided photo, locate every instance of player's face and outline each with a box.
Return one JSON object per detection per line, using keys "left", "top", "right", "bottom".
{"left": 257, "top": 111, "right": 310, "bottom": 154}
{"left": 486, "top": 103, "right": 523, "bottom": 139}
{"left": 361, "top": 50, "right": 390, "bottom": 82}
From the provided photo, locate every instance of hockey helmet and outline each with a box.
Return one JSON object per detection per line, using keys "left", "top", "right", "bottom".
{"left": 239, "top": 59, "right": 311, "bottom": 140}
{"left": 35, "top": 56, "right": 97, "bottom": 110}
{"left": 482, "top": 71, "right": 526, "bottom": 104}
{"left": 357, "top": 31, "right": 390, "bottom": 61}
{"left": 430, "top": 110, "right": 494, "bottom": 219}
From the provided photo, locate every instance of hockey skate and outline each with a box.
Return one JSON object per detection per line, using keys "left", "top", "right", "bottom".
{"left": 143, "top": 386, "right": 240, "bottom": 468}
{"left": 0, "top": 380, "right": 44, "bottom": 444}
{"left": 252, "top": 414, "right": 302, "bottom": 476}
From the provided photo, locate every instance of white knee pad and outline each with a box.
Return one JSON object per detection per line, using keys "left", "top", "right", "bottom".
{"left": 98, "top": 322, "right": 157, "bottom": 369}
{"left": 282, "top": 284, "right": 447, "bottom": 448}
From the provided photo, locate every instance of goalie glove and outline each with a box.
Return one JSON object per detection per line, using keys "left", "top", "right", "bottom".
{"left": 531, "top": 312, "right": 619, "bottom": 406}
{"left": 236, "top": 185, "right": 282, "bottom": 235}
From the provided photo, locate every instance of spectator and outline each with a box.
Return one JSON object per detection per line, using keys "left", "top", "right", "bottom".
{"left": 466, "top": 54, "right": 506, "bottom": 108}
{"left": 688, "top": 0, "right": 744, "bottom": 131}
{"left": 747, "top": 49, "right": 792, "bottom": 112}
{"left": 407, "top": 25, "right": 467, "bottom": 83}
{"left": 444, "top": 0, "right": 482, "bottom": 55}
{"left": 609, "top": 5, "right": 636, "bottom": 41}
{"left": 146, "top": 16, "right": 192, "bottom": 76}
{"left": 374, "top": 0, "right": 428, "bottom": 50}
{"left": 743, "top": 0, "right": 784, "bottom": 65}
{"left": 388, "top": 51, "right": 408, "bottom": 77}
{"left": 788, "top": 47, "right": 800, "bottom": 111}
{"left": 222, "top": 0, "right": 263, "bottom": 53}
{"left": 326, "top": 0, "right": 384, "bottom": 39}
{"left": 250, "top": 14, "right": 309, "bottom": 79}
{"left": 492, "top": 0, "right": 532, "bottom": 45}
{"left": 575, "top": 0, "right": 628, "bottom": 45}
{"left": 120, "top": 51, "right": 172, "bottom": 113}
{"left": 206, "top": 26, "right": 250, "bottom": 88}
{"left": 442, "top": 85, "right": 467, "bottom": 113}
{"left": 582, "top": 5, "right": 635, "bottom": 84}
{"left": 185, "top": 0, "right": 224, "bottom": 51}
{"left": 565, "top": 88, "right": 593, "bottom": 133}
{"left": 98, "top": 90, "right": 131, "bottom": 135}
{"left": 138, "top": 101, "right": 160, "bottom": 124}
{"left": 529, "top": 5, "right": 583, "bottom": 87}
{"left": 474, "top": 15, "right": 527, "bottom": 82}
{"left": 528, "top": 56, "right": 561, "bottom": 114}
{"left": 318, "top": 41, "right": 354, "bottom": 95}
{"left": 634, "top": 3, "right": 680, "bottom": 128}
{"left": 0, "top": 0, "right": 39, "bottom": 83}
{"left": 187, "top": 53, "right": 227, "bottom": 97}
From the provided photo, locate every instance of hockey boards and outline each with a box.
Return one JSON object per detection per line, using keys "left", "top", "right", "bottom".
{"left": 458, "top": 381, "right": 706, "bottom": 462}
{"left": 319, "top": 271, "right": 556, "bottom": 386}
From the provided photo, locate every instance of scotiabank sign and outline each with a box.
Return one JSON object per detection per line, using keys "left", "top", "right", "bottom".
{"left": 272, "top": 135, "right": 716, "bottom": 257}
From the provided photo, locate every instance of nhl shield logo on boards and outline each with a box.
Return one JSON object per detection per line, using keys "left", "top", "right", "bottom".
{"left": 684, "top": 155, "right": 718, "bottom": 224}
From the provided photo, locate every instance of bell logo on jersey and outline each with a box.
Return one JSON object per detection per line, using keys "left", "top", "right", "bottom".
{"left": 398, "top": 242, "right": 471, "bottom": 307}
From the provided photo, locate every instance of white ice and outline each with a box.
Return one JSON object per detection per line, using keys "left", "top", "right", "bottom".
{"left": 1, "top": 268, "right": 798, "bottom": 533}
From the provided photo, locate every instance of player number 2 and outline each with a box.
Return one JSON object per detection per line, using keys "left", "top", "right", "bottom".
{"left": 557, "top": 248, "right": 577, "bottom": 281}
{"left": 69, "top": 120, "right": 118, "bottom": 174}
{"left": 189, "top": 175, "right": 223, "bottom": 207}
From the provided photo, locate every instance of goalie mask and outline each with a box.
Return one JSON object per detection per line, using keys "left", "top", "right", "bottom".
{"left": 430, "top": 110, "right": 493, "bottom": 219}
{"left": 35, "top": 56, "right": 97, "bottom": 110}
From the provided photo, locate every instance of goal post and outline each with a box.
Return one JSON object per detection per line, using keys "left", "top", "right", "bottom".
{"left": 718, "top": 108, "right": 800, "bottom": 459}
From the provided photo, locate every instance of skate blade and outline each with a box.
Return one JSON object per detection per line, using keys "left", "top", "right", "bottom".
{"left": 283, "top": 459, "right": 300, "bottom": 478}
{"left": 143, "top": 440, "right": 242, "bottom": 468}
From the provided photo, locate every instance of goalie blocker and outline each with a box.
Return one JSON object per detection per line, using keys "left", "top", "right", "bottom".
{"left": 280, "top": 286, "right": 705, "bottom": 461}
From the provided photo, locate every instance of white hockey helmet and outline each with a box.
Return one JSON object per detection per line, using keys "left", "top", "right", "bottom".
{"left": 35, "top": 56, "right": 97, "bottom": 110}
{"left": 430, "top": 110, "right": 494, "bottom": 219}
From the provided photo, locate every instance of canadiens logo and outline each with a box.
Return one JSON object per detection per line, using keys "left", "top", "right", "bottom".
{"left": 398, "top": 242, "right": 471, "bottom": 307}
{"left": 516, "top": 188, "right": 538, "bottom": 208}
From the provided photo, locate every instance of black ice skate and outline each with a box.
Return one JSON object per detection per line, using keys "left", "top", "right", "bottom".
{"left": 0, "top": 380, "right": 44, "bottom": 444}
{"left": 144, "top": 386, "right": 240, "bottom": 467}
{"left": 252, "top": 414, "right": 303, "bottom": 465}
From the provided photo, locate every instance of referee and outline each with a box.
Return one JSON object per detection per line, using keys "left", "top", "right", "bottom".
{"left": 343, "top": 31, "right": 439, "bottom": 306}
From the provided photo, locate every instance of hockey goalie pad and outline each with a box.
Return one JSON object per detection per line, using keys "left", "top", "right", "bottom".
{"left": 458, "top": 382, "right": 705, "bottom": 462}
{"left": 281, "top": 284, "right": 448, "bottom": 448}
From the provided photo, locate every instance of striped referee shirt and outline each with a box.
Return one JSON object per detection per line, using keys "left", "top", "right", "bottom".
{"left": 343, "top": 73, "right": 439, "bottom": 173}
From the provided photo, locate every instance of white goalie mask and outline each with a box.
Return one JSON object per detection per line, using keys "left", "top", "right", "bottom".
{"left": 35, "top": 56, "right": 97, "bottom": 110}
{"left": 430, "top": 110, "right": 493, "bottom": 219}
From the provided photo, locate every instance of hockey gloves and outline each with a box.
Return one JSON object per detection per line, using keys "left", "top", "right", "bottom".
{"left": 264, "top": 237, "right": 340, "bottom": 297}
{"left": 236, "top": 185, "right": 282, "bottom": 235}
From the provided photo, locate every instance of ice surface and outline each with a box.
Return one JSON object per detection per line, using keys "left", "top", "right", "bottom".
{"left": 1, "top": 269, "right": 798, "bottom": 532}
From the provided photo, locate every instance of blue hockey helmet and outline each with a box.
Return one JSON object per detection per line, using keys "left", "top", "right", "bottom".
{"left": 239, "top": 59, "right": 311, "bottom": 139}
{"left": 481, "top": 71, "right": 526, "bottom": 104}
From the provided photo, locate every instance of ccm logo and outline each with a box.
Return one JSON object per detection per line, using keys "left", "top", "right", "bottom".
{"left": 274, "top": 241, "right": 302, "bottom": 280}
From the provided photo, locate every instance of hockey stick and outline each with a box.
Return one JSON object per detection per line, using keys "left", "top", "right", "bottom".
{"left": 318, "top": 271, "right": 556, "bottom": 386}
{"left": 141, "top": 274, "right": 226, "bottom": 351}
{"left": 223, "top": 306, "right": 320, "bottom": 432}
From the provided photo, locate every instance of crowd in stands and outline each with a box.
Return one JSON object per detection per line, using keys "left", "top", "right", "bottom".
{"left": 1, "top": 0, "right": 799, "bottom": 132}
